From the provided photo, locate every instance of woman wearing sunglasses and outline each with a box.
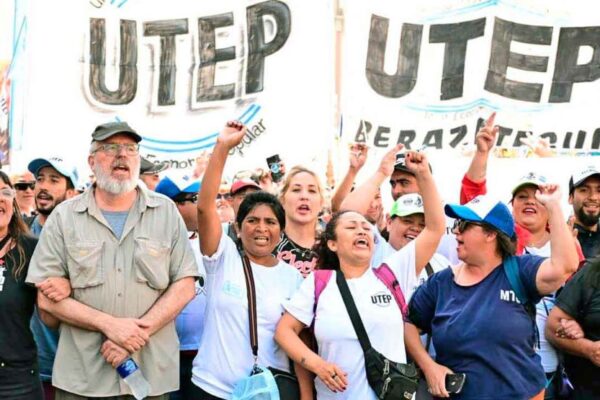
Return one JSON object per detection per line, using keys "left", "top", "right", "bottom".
{"left": 405, "top": 190, "right": 578, "bottom": 399}
{"left": 11, "top": 172, "right": 36, "bottom": 218}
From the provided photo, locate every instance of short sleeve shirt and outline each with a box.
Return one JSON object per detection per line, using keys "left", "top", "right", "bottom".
{"left": 408, "top": 255, "right": 546, "bottom": 399}
{"left": 25, "top": 185, "right": 200, "bottom": 397}
{"left": 0, "top": 236, "right": 38, "bottom": 366}
{"left": 554, "top": 266, "right": 600, "bottom": 392}
{"left": 285, "top": 241, "right": 418, "bottom": 400}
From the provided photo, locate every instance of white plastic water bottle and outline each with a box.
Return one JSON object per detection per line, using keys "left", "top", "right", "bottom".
{"left": 116, "top": 358, "right": 151, "bottom": 400}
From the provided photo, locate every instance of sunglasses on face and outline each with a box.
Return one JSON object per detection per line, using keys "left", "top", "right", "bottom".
{"left": 217, "top": 193, "right": 231, "bottom": 201}
{"left": 14, "top": 182, "right": 35, "bottom": 191}
{"left": 175, "top": 194, "right": 198, "bottom": 204}
{"left": 452, "top": 219, "right": 484, "bottom": 233}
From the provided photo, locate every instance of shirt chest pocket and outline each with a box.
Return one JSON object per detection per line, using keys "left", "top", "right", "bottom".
{"left": 66, "top": 242, "right": 104, "bottom": 289}
{"left": 134, "top": 238, "right": 171, "bottom": 290}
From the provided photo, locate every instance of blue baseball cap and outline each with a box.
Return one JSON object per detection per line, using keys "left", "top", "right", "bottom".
{"left": 28, "top": 156, "right": 79, "bottom": 188}
{"left": 445, "top": 195, "right": 515, "bottom": 238}
{"left": 155, "top": 172, "right": 200, "bottom": 200}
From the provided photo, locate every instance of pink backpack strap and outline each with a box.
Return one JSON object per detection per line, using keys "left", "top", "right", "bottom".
{"left": 313, "top": 269, "right": 333, "bottom": 309}
{"left": 373, "top": 263, "right": 408, "bottom": 319}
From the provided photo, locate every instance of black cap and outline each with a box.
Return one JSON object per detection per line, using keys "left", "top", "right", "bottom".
{"left": 393, "top": 152, "right": 432, "bottom": 174}
{"left": 91, "top": 121, "right": 142, "bottom": 143}
{"left": 140, "top": 157, "right": 169, "bottom": 175}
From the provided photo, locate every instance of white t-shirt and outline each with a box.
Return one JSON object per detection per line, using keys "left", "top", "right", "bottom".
{"left": 371, "top": 228, "right": 450, "bottom": 299}
{"left": 191, "top": 233, "right": 303, "bottom": 398}
{"left": 526, "top": 242, "right": 558, "bottom": 373}
{"left": 285, "top": 241, "right": 418, "bottom": 400}
{"left": 175, "top": 235, "right": 208, "bottom": 350}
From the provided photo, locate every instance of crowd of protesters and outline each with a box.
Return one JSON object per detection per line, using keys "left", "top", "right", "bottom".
{"left": 0, "top": 115, "right": 598, "bottom": 400}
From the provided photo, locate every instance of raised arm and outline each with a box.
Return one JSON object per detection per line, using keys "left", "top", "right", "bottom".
{"left": 404, "top": 151, "right": 445, "bottom": 274}
{"left": 331, "top": 144, "right": 368, "bottom": 212}
{"left": 461, "top": 113, "right": 497, "bottom": 204}
{"left": 197, "top": 121, "right": 246, "bottom": 256}
{"left": 340, "top": 144, "right": 402, "bottom": 214}
{"left": 535, "top": 184, "right": 579, "bottom": 295}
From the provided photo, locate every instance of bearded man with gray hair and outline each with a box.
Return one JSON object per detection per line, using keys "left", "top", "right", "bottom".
{"left": 26, "top": 121, "right": 199, "bottom": 399}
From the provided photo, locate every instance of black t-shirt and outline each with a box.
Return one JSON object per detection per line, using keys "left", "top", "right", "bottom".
{"left": 555, "top": 265, "right": 600, "bottom": 392}
{"left": 274, "top": 232, "right": 318, "bottom": 278}
{"left": 0, "top": 235, "right": 38, "bottom": 366}
{"left": 574, "top": 223, "right": 600, "bottom": 260}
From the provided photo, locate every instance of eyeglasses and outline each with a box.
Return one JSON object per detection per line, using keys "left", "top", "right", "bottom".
{"left": 452, "top": 219, "right": 484, "bottom": 233}
{"left": 14, "top": 182, "right": 35, "bottom": 191}
{"left": 175, "top": 194, "right": 198, "bottom": 204}
{"left": 0, "top": 187, "right": 16, "bottom": 199}
{"left": 93, "top": 143, "right": 140, "bottom": 156}
{"left": 217, "top": 193, "right": 231, "bottom": 201}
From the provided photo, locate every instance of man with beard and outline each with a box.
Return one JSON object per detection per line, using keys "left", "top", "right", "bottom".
{"left": 26, "top": 121, "right": 199, "bottom": 399}
{"left": 569, "top": 166, "right": 600, "bottom": 259}
{"left": 27, "top": 157, "right": 79, "bottom": 235}
{"left": 26, "top": 156, "right": 78, "bottom": 400}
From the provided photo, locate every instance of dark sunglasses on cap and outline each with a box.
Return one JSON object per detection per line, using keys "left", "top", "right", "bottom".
{"left": 14, "top": 182, "right": 35, "bottom": 191}
{"left": 452, "top": 219, "right": 485, "bottom": 233}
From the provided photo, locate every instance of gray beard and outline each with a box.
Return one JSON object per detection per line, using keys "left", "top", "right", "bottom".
{"left": 93, "top": 164, "right": 139, "bottom": 195}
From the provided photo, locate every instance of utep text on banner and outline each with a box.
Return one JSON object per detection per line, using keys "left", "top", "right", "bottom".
{"left": 11, "top": 0, "right": 335, "bottom": 174}
{"left": 341, "top": 0, "right": 600, "bottom": 155}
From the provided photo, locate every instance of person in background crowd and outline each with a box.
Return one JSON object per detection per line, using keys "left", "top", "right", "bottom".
{"left": 216, "top": 182, "right": 235, "bottom": 224}
{"left": 546, "top": 259, "right": 600, "bottom": 399}
{"left": 406, "top": 191, "right": 578, "bottom": 399}
{"left": 389, "top": 147, "right": 459, "bottom": 264}
{"left": 0, "top": 171, "right": 46, "bottom": 399}
{"left": 26, "top": 157, "right": 78, "bottom": 236}
{"left": 568, "top": 166, "right": 600, "bottom": 260}
{"left": 192, "top": 121, "right": 303, "bottom": 399}
{"left": 331, "top": 143, "right": 368, "bottom": 214}
{"left": 25, "top": 156, "right": 78, "bottom": 400}
{"left": 275, "top": 166, "right": 325, "bottom": 277}
{"left": 11, "top": 171, "right": 36, "bottom": 217}
{"left": 461, "top": 114, "right": 585, "bottom": 399}
{"left": 26, "top": 121, "right": 198, "bottom": 399}
{"left": 139, "top": 156, "right": 169, "bottom": 191}
{"left": 155, "top": 173, "right": 207, "bottom": 400}
{"left": 223, "top": 178, "right": 261, "bottom": 242}
{"left": 275, "top": 147, "right": 445, "bottom": 399}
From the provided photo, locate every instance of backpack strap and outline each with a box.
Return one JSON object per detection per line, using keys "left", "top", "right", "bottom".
{"left": 503, "top": 256, "right": 539, "bottom": 349}
{"left": 424, "top": 262, "right": 434, "bottom": 277}
{"left": 373, "top": 263, "right": 408, "bottom": 319}
{"left": 312, "top": 269, "right": 333, "bottom": 327}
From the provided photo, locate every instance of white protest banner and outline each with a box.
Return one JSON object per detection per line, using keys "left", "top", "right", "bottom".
{"left": 11, "top": 0, "right": 335, "bottom": 178}
{"left": 341, "top": 0, "right": 600, "bottom": 154}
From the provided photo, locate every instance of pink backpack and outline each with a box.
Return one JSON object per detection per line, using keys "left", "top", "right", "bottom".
{"left": 312, "top": 264, "right": 408, "bottom": 319}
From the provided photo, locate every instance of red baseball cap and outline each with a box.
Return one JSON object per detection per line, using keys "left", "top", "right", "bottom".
{"left": 230, "top": 179, "right": 261, "bottom": 195}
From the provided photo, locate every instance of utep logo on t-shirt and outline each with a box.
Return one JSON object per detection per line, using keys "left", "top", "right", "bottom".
{"left": 500, "top": 289, "right": 521, "bottom": 304}
{"left": 371, "top": 291, "right": 392, "bottom": 307}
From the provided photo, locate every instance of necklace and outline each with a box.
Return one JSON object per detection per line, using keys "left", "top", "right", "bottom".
{"left": 282, "top": 234, "right": 316, "bottom": 261}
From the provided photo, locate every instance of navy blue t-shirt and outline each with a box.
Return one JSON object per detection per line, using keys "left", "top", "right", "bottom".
{"left": 408, "top": 255, "right": 546, "bottom": 400}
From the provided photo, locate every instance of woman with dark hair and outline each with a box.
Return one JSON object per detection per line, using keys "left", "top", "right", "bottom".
{"left": 274, "top": 150, "right": 446, "bottom": 399}
{"left": 546, "top": 259, "right": 600, "bottom": 399}
{"left": 190, "top": 121, "right": 303, "bottom": 399}
{"left": 0, "top": 170, "right": 43, "bottom": 399}
{"left": 405, "top": 189, "right": 578, "bottom": 399}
